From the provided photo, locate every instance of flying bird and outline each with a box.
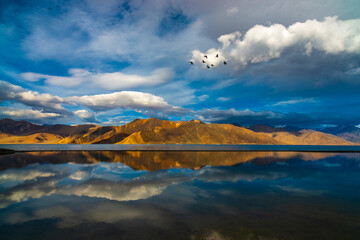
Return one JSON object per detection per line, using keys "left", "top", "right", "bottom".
{"left": 216, "top": 54, "right": 219, "bottom": 58}
{"left": 211, "top": 64, "right": 214, "bottom": 67}
{"left": 223, "top": 61, "right": 227, "bottom": 65}
{"left": 202, "top": 60, "right": 205, "bottom": 63}
{"left": 189, "top": 61, "right": 193, "bottom": 64}
{"left": 204, "top": 55, "right": 208, "bottom": 58}
{"left": 207, "top": 65, "right": 210, "bottom": 68}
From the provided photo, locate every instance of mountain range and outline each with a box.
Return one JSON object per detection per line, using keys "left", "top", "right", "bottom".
{"left": 321, "top": 125, "right": 360, "bottom": 143}
{"left": 0, "top": 118, "right": 357, "bottom": 145}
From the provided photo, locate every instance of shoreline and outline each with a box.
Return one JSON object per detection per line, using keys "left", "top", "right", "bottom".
{"left": 0, "top": 148, "right": 15, "bottom": 154}
{"left": 1, "top": 144, "right": 360, "bottom": 152}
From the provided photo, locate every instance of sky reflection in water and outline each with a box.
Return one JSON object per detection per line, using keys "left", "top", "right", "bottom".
{"left": 0, "top": 151, "right": 360, "bottom": 240}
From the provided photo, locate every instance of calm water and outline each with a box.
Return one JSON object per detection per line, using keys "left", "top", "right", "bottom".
{"left": 2, "top": 143, "right": 360, "bottom": 152}
{"left": 0, "top": 151, "right": 360, "bottom": 240}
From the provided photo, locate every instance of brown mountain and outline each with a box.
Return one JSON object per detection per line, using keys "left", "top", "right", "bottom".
{"left": 322, "top": 125, "right": 360, "bottom": 143}
{"left": 0, "top": 118, "right": 357, "bottom": 145}
{"left": 58, "top": 119, "right": 280, "bottom": 144}
{"left": 58, "top": 118, "right": 181, "bottom": 144}
{"left": 249, "top": 125, "right": 354, "bottom": 145}
{"left": 0, "top": 118, "right": 96, "bottom": 137}
{"left": 0, "top": 118, "right": 48, "bottom": 135}
{"left": 119, "top": 119, "right": 280, "bottom": 144}
{"left": 0, "top": 133, "right": 62, "bottom": 144}
{"left": 0, "top": 150, "right": 341, "bottom": 171}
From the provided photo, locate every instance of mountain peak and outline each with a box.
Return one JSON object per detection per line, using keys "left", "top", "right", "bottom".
{"left": 188, "top": 119, "right": 205, "bottom": 124}
{"left": 0, "top": 118, "right": 356, "bottom": 145}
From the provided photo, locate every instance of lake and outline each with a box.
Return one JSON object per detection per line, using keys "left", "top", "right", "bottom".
{"left": 1, "top": 144, "right": 360, "bottom": 152}
{"left": 0, "top": 150, "right": 360, "bottom": 239}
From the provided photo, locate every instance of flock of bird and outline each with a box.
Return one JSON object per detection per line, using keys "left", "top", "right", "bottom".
{"left": 189, "top": 53, "right": 227, "bottom": 68}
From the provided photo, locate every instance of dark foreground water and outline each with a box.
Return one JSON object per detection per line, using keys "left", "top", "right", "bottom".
{"left": 0, "top": 151, "right": 360, "bottom": 240}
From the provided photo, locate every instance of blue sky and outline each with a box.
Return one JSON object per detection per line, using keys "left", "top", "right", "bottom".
{"left": 0, "top": 0, "right": 360, "bottom": 128}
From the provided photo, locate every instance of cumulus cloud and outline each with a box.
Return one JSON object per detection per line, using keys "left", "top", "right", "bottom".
{"left": 68, "top": 91, "right": 188, "bottom": 115}
{"left": 73, "top": 110, "right": 97, "bottom": 122}
{"left": 0, "top": 81, "right": 189, "bottom": 122}
{"left": 0, "top": 170, "right": 54, "bottom": 182}
{"left": 191, "top": 16, "right": 360, "bottom": 71}
{"left": 1, "top": 158, "right": 335, "bottom": 210}
{"left": 0, "top": 80, "right": 68, "bottom": 113}
{"left": 59, "top": 182, "right": 167, "bottom": 202}
{"left": 0, "top": 107, "right": 61, "bottom": 120}
{"left": 0, "top": 163, "right": 179, "bottom": 208}
{"left": 190, "top": 48, "right": 227, "bottom": 68}
{"left": 21, "top": 68, "right": 174, "bottom": 90}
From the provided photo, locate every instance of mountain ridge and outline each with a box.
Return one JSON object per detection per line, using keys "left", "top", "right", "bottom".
{"left": 0, "top": 118, "right": 356, "bottom": 145}
{"left": 322, "top": 125, "right": 360, "bottom": 143}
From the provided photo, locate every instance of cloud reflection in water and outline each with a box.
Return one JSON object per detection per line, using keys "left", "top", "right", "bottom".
{"left": 0, "top": 151, "right": 360, "bottom": 239}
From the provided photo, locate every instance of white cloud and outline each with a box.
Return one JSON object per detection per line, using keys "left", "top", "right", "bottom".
{"left": 190, "top": 48, "right": 227, "bottom": 68}
{"left": 68, "top": 91, "right": 188, "bottom": 115}
{"left": 0, "top": 163, "right": 177, "bottom": 208}
{"left": 0, "top": 171, "right": 54, "bottom": 182}
{"left": 197, "top": 94, "right": 209, "bottom": 102}
{"left": 0, "top": 107, "right": 61, "bottom": 119}
{"left": 19, "top": 1, "right": 214, "bottom": 73}
{"left": 217, "top": 97, "right": 230, "bottom": 102}
{"left": 0, "top": 80, "right": 68, "bottom": 113}
{"left": 191, "top": 16, "right": 360, "bottom": 70}
{"left": 20, "top": 72, "right": 47, "bottom": 82}
{"left": 74, "top": 110, "right": 93, "bottom": 119}
{"left": 226, "top": 7, "right": 239, "bottom": 15}
{"left": 272, "top": 98, "right": 316, "bottom": 106}
{"left": 0, "top": 81, "right": 189, "bottom": 121}
{"left": 68, "top": 170, "right": 90, "bottom": 181}
{"left": 98, "top": 68, "right": 174, "bottom": 90}
{"left": 21, "top": 68, "right": 174, "bottom": 90}
{"left": 73, "top": 109, "right": 97, "bottom": 122}
{"left": 60, "top": 183, "right": 167, "bottom": 202}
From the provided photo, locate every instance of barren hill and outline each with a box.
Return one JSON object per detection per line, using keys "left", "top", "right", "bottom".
{"left": 0, "top": 118, "right": 356, "bottom": 145}
{"left": 322, "top": 125, "right": 360, "bottom": 143}
{"left": 119, "top": 120, "right": 280, "bottom": 144}
{"left": 249, "top": 125, "right": 353, "bottom": 145}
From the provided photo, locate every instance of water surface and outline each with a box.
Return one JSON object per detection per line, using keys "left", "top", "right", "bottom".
{"left": 2, "top": 143, "right": 360, "bottom": 152}
{"left": 0, "top": 151, "right": 360, "bottom": 239}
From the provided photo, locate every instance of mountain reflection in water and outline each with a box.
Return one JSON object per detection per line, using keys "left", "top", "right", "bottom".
{"left": 0, "top": 151, "right": 360, "bottom": 240}
{"left": 0, "top": 150, "right": 347, "bottom": 171}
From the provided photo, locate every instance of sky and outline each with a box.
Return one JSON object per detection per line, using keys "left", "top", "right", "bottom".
{"left": 0, "top": 0, "right": 360, "bottom": 128}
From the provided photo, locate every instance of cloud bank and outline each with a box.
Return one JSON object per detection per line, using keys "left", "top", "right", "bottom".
{"left": 191, "top": 16, "right": 360, "bottom": 70}
{"left": 0, "top": 80, "right": 68, "bottom": 113}
{"left": 21, "top": 68, "right": 174, "bottom": 90}
{"left": 0, "top": 107, "right": 60, "bottom": 120}
{"left": 1, "top": 1, "right": 360, "bottom": 127}
{"left": 68, "top": 91, "right": 188, "bottom": 116}
{"left": 0, "top": 81, "right": 187, "bottom": 122}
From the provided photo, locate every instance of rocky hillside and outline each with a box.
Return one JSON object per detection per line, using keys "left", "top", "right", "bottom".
{"left": 0, "top": 118, "right": 357, "bottom": 145}
{"left": 322, "top": 125, "right": 360, "bottom": 143}
{"left": 249, "top": 125, "right": 354, "bottom": 145}
{"left": 119, "top": 120, "right": 280, "bottom": 144}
